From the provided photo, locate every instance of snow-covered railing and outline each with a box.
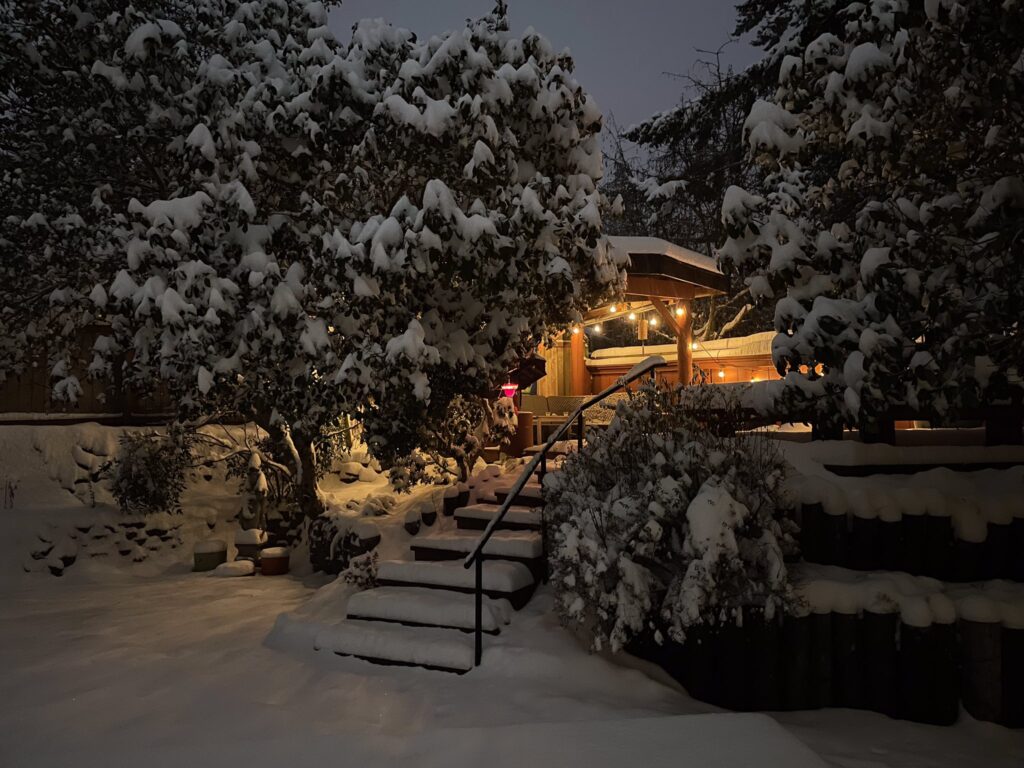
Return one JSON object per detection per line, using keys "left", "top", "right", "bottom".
{"left": 463, "top": 355, "right": 667, "bottom": 666}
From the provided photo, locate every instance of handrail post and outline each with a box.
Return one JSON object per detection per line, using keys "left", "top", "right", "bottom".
{"left": 474, "top": 555, "right": 483, "bottom": 666}
{"left": 540, "top": 452, "right": 546, "bottom": 482}
{"left": 576, "top": 412, "right": 584, "bottom": 453}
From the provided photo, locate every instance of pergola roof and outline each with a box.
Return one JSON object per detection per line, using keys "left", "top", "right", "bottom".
{"left": 607, "top": 235, "right": 728, "bottom": 301}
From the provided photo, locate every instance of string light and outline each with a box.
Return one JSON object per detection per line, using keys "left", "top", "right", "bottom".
{"left": 718, "top": 369, "right": 725, "bottom": 379}
{"left": 628, "top": 312, "right": 636, "bottom": 321}
{"left": 609, "top": 305, "right": 617, "bottom": 313}
{"left": 690, "top": 342, "right": 699, "bottom": 351}
{"left": 593, "top": 324, "right": 602, "bottom": 333}
{"left": 649, "top": 317, "right": 658, "bottom": 327}
{"left": 675, "top": 306, "right": 685, "bottom": 317}
{"left": 571, "top": 326, "right": 580, "bottom": 334}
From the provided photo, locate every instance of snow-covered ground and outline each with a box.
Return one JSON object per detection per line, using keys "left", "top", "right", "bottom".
{"left": 1, "top": 424, "right": 1023, "bottom": 767}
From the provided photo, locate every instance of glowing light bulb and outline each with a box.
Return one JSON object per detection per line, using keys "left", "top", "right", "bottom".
{"left": 609, "top": 305, "right": 617, "bottom": 313}
{"left": 751, "top": 375, "right": 760, "bottom": 382}
{"left": 718, "top": 370, "right": 725, "bottom": 379}
{"left": 571, "top": 326, "right": 579, "bottom": 334}
{"left": 690, "top": 342, "right": 698, "bottom": 351}
{"left": 593, "top": 324, "right": 602, "bottom": 333}
{"left": 628, "top": 312, "right": 636, "bottom": 321}
{"left": 649, "top": 317, "right": 658, "bottom": 327}
{"left": 675, "top": 307, "right": 685, "bottom": 317}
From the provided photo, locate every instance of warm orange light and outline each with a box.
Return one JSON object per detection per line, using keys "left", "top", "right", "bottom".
{"left": 649, "top": 317, "right": 658, "bottom": 327}
{"left": 675, "top": 307, "right": 685, "bottom": 317}
{"left": 609, "top": 305, "right": 617, "bottom": 313}
{"left": 628, "top": 312, "right": 636, "bottom": 321}
{"left": 593, "top": 324, "right": 602, "bottom": 333}
{"left": 690, "top": 342, "right": 698, "bottom": 351}
{"left": 751, "top": 375, "right": 760, "bottom": 382}
{"left": 571, "top": 326, "right": 580, "bottom": 334}
{"left": 718, "top": 369, "right": 725, "bottom": 379}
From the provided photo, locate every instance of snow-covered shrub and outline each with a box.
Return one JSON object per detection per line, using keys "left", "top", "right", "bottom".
{"left": 343, "top": 551, "right": 379, "bottom": 590}
{"left": 545, "top": 384, "right": 796, "bottom": 652}
{"left": 109, "top": 429, "right": 192, "bottom": 516}
{"left": 390, "top": 395, "right": 518, "bottom": 488}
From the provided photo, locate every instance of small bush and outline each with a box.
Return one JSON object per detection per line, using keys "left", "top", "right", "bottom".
{"left": 545, "top": 383, "right": 797, "bottom": 653}
{"left": 109, "top": 427, "right": 193, "bottom": 516}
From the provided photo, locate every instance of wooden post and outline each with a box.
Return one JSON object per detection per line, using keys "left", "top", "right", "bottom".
{"left": 676, "top": 301, "right": 693, "bottom": 385}
{"left": 569, "top": 327, "right": 591, "bottom": 396}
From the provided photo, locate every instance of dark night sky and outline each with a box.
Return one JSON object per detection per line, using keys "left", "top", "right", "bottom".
{"left": 327, "top": 1, "right": 758, "bottom": 133}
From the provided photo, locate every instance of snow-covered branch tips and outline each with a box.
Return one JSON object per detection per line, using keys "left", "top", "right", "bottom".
{"left": 0, "top": 0, "right": 627, "bottom": 499}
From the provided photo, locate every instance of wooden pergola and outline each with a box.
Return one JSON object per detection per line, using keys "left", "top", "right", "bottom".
{"left": 568, "top": 236, "right": 728, "bottom": 394}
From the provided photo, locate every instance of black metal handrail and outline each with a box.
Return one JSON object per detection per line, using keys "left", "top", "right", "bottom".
{"left": 463, "top": 354, "right": 667, "bottom": 666}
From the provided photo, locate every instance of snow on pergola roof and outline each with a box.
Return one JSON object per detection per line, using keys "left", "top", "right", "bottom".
{"left": 605, "top": 235, "right": 727, "bottom": 300}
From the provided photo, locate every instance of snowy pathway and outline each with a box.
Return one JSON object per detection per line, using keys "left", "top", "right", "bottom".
{"left": 1, "top": 575, "right": 1022, "bottom": 767}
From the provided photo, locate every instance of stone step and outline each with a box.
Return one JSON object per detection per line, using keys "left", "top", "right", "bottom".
{"left": 346, "top": 586, "right": 512, "bottom": 634}
{"left": 410, "top": 530, "right": 545, "bottom": 581}
{"left": 314, "top": 619, "right": 474, "bottom": 674}
{"left": 454, "top": 503, "right": 542, "bottom": 532}
{"left": 376, "top": 559, "right": 537, "bottom": 609}
{"left": 493, "top": 481, "right": 545, "bottom": 508}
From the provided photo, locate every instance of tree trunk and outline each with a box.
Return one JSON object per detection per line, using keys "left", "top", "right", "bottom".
{"left": 292, "top": 433, "right": 326, "bottom": 519}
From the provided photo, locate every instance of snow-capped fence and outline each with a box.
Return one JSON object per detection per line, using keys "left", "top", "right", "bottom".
{"left": 798, "top": 488, "right": 1024, "bottom": 583}
{"left": 628, "top": 600, "right": 1023, "bottom": 728}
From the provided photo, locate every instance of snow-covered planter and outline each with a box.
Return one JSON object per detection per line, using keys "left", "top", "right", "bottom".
{"left": 545, "top": 383, "right": 797, "bottom": 654}
{"left": 259, "top": 547, "right": 290, "bottom": 576}
{"left": 192, "top": 540, "right": 227, "bottom": 572}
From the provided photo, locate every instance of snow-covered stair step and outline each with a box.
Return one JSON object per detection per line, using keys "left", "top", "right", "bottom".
{"left": 454, "top": 503, "right": 542, "bottom": 532}
{"left": 493, "top": 481, "right": 544, "bottom": 508}
{"left": 411, "top": 530, "right": 545, "bottom": 580}
{"left": 314, "top": 620, "right": 474, "bottom": 674}
{"left": 376, "top": 559, "right": 537, "bottom": 609}
{"left": 346, "top": 586, "right": 512, "bottom": 634}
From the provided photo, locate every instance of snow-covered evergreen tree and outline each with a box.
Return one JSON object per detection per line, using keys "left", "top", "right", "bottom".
{"left": 0, "top": 1, "right": 624, "bottom": 514}
{"left": 720, "top": 0, "right": 1024, "bottom": 432}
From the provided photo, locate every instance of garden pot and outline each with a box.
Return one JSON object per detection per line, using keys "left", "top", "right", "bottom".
{"left": 960, "top": 615, "right": 1003, "bottom": 723}
{"left": 192, "top": 540, "right": 227, "bottom": 572}
{"left": 235, "top": 529, "right": 268, "bottom": 563}
{"left": 422, "top": 509, "right": 437, "bottom": 527}
{"left": 859, "top": 609, "right": 898, "bottom": 716}
{"left": 260, "top": 547, "right": 290, "bottom": 576}
{"left": 831, "top": 608, "right": 862, "bottom": 709}
{"left": 1001, "top": 625, "right": 1024, "bottom": 728}
{"left": 781, "top": 612, "right": 812, "bottom": 710}
{"left": 235, "top": 543, "right": 263, "bottom": 561}
{"left": 808, "top": 610, "right": 833, "bottom": 708}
